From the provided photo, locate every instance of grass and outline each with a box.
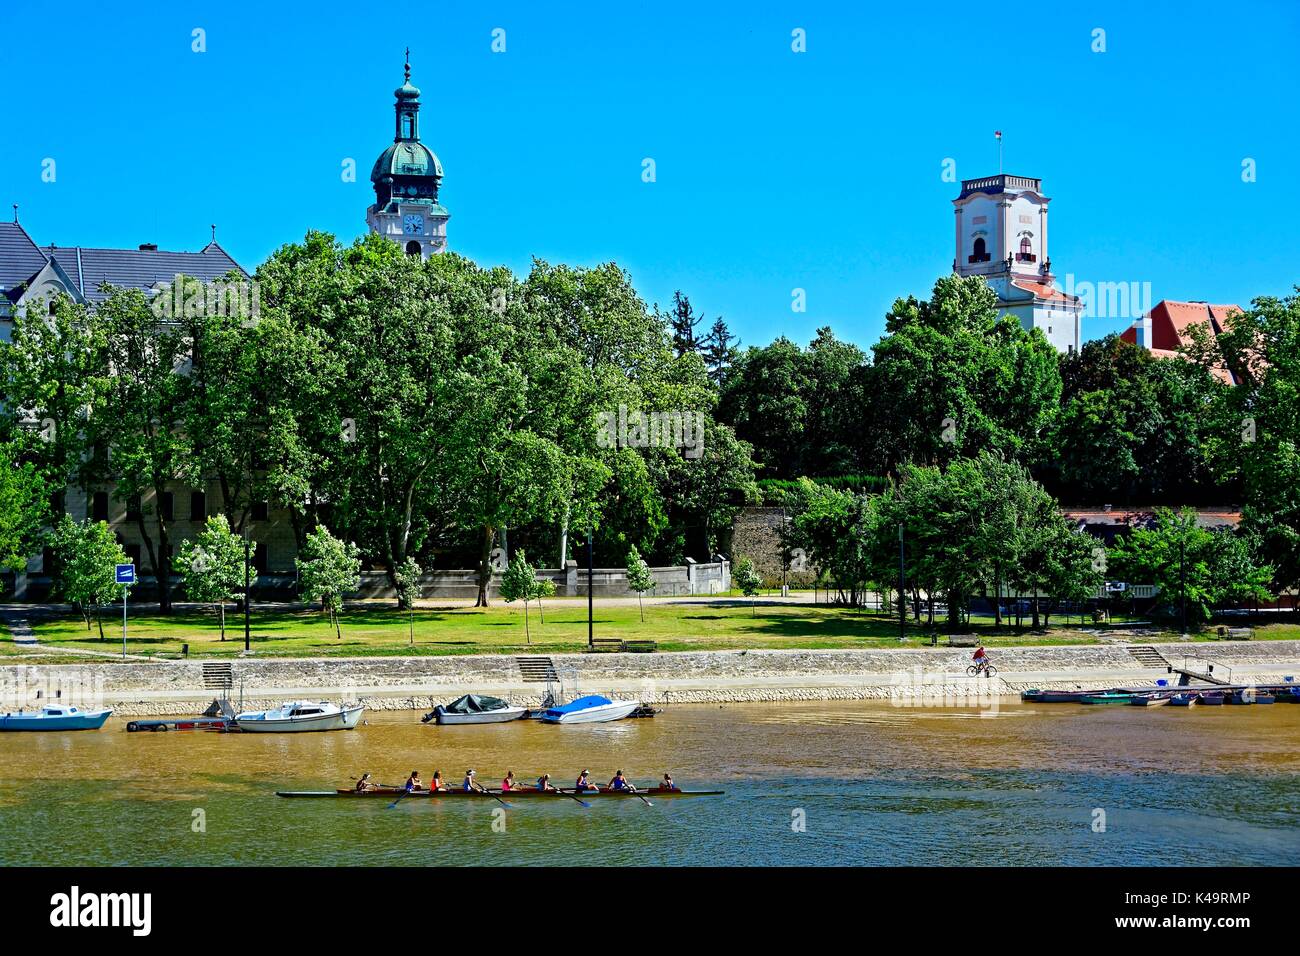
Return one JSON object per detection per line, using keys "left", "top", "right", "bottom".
{"left": 3, "top": 600, "right": 1297, "bottom": 660}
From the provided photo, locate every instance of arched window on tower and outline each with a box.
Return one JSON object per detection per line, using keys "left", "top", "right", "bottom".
{"left": 969, "top": 236, "right": 989, "bottom": 264}
{"left": 1017, "top": 236, "right": 1036, "bottom": 263}
{"left": 405, "top": 240, "right": 422, "bottom": 257}
{"left": 402, "top": 113, "right": 413, "bottom": 138}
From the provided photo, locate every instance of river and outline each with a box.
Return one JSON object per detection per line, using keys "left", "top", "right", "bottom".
{"left": 2, "top": 700, "right": 1297, "bottom": 865}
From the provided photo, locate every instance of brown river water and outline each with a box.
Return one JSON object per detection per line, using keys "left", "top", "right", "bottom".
{"left": 1, "top": 700, "right": 1297, "bottom": 865}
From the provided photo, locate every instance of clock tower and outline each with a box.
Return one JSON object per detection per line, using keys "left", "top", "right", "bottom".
{"left": 366, "top": 51, "right": 449, "bottom": 258}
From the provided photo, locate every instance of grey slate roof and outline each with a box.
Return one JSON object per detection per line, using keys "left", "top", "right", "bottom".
{"left": 0, "top": 222, "right": 51, "bottom": 303}
{"left": 47, "top": 241, "right": 248, "bottom": 304}
{"left": 0, "top": 220, "right": 248, "bottom": 305}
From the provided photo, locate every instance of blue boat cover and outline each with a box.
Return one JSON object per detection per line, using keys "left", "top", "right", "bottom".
{"left": 543, "top": 695, "right": 612, "bottom": 715}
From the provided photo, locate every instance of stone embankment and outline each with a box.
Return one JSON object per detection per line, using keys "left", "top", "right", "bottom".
{"left": 3, "top": 642, "right": 1298, "bottom": 716}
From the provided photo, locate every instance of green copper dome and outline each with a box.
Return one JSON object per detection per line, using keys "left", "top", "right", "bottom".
{"left": 371, "top": 141, "right": 443, "bottom": 182}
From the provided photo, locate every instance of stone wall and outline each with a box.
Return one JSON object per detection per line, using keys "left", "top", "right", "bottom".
{"left": 5, "top": 640, "right": 1297, "bottom": 715}
{"left": 730, "top": 507, "right": 815, "bottom": 588}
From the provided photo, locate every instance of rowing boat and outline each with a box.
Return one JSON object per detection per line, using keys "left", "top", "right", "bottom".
{"left": 275, "top": 787, "right": 723, "bottom": 799}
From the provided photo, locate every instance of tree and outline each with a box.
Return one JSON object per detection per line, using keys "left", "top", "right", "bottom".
{"left": 499, "top": 550, "right": 544, "bottom": 643}
{"left": 47, "top": 516, "right": 126, "bottom": 639}
{"left": 662, "top": 290, "right": 704, "bottom": 358}
{"left": 90, "top": 286, "right": 196, "bottom": 613}
{"left": 701, "top": 317, "right": 740, "bottom": 388}
{"left": 625, "top": 545, "right": 655, "bottom": 622}
{"left": 174, "top": 515, "right": 245, "bottom": 641}
{"left": 864, "top": 275, "right": 1061, "bottom": 473}
{"left": 393, "top": 556, "right": 422, "bottom": 611}
{"left": 0, "top": 444, "right": 48, "bottom": 577}
{"left": 296, "top": 526, "right": 361, "bottom": 640}
{"left": 733, "top": 556, "right": 763, "bottom": 616}
{"left": 1107, "top": 508, "right": 1271, "bottom": 626}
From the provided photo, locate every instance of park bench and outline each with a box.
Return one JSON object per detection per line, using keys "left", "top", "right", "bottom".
{"left": 1216, "top": 626, "right": 1254, "bottom": 641}
{"left": 621, "top": 639, "right": 658, "bottom": 653}
{"left": 587, "top": 638, "right": 624, "bottom": 653}
{"left": 946, "top": 634, "right": 979, "bottom": 648}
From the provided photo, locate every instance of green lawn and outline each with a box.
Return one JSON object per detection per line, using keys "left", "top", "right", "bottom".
{"left": 4, "top": 601, "right": 1296, "bottom": 660}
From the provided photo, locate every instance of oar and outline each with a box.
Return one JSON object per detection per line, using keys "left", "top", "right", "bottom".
{"left": 387, "top": 786, "right": 413, "bottom": 809}
{"left": 482, "top": 788, "right": 513, "bottom": 809}
{"left": 630, "top": 788, "right": 652, "bottom": 807}
{"left": 560, "top": 788, "right": 592, "bottom": 809}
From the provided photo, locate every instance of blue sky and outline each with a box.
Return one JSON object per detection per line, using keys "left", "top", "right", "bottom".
{"left": 2, "top": 0, "right": 1297, "bottom": 350}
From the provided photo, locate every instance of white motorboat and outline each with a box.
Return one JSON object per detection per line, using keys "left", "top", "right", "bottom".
{"left": 233, "top": 700, "right": 363, "bottom": 733}
{"left": 0, "top": 704, "right": 113, "bottom": 731}
{"left": 538, "top": 695, "right": 641, "bottom": 724}
{"left": 424, "top": 694, "right": 527, "bottom": 725}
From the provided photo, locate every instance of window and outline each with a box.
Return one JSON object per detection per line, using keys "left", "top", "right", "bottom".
{"left": 968, "top": 237, "right": 990, "bottom": 264}
{"left": 41, "top": 547, "right": 55, "bottom": 574}
{"left": 91, "top": 491, "right": 109, "bottom": 522}
{"left": 251, "top": 500, "right": 269, "bottom": 522}
{"left": 125, "top": 495, "right": 141, "bottom": 521}
{"left": 190, "top": 491, "right": 207, "bottom": 521}
{"left": 253, "top": 542, "right": 269, "bottom": 574}
{"left": 1016, "top": 237, "right": 1036, "bottom": 262}
{"left": 48, "top": 300, "right": 57, "bottom": 316}
{"left": 125, "top": 544, "right": 142, "bottom": 567}
{"left": 401, "top": 113, "right": 413, "bottom": 138}
{"left": 405, "top": 240, "right": 422, "bottom": 256}
{"left": 159, "top": 492, "right": 174, "bottom": 522}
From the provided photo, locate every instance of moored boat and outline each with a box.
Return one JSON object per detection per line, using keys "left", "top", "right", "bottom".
{"left": 234, "top": 700, "right": 363, "bottom": 732}
{"left": 1021, "top": 689, "right": 1094, "bottom": 703}
{"left": 1198, "top": 692, "right": 1226, "bottom": 706}
{"left": 1276, "top": 687, "right": 1300, "bottom": 703}
{"left": 424, "top": 694, "right": 527, "bottom": 725}
{"left": 1255, "top": 692, "right": 1276, "bottom": 704}
{"left": 1129, "top": 694, "right": 1170, "bottom": 707}
{"left": 0, "top": 704, "right": 113, "bottom": 731}
{"left": 1168, "top": 693, "right": 1198, "bottom": 707}
{"left": 1080, "top": 692, "right": 1139, "bottom": 705}
{"left": 539, "top": 695, "right": 641, "bottom": 724}
{"left": 276, "top": 787, "right": 723, "bottom": 799}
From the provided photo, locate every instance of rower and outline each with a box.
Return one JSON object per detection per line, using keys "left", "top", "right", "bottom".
{"left": 355, "top": 772, "right": 376, "bottom": 792}
{"left": 463, "top": 769, "right": 487, "bottom": 793}
{"left": 502, "top": 771, "right": 517, "bottom": 792}
{"left": 536, "top": 773, "right": 557, "bottom": 793}
{"left": 430, "top": 770, "right": 445, "bottom": 792}
{"left": 659, "top": 773, "right": 677, "bottom": 792}
{"left": 607, "top": 769, "right": 637, "bottom": 793}
{"left": 405, "top": 770, "right": 423, "bottom": 791}
{"left": 575, "top": 769, "right": 595, "bottom": 793}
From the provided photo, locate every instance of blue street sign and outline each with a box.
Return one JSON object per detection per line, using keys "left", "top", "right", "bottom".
{"left": 115, "top": 564, "right": 136, "bottom": 585}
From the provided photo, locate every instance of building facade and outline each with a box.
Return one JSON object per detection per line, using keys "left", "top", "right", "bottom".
{"left": 952, "top": 174, "right": 1083, "bottom": 353}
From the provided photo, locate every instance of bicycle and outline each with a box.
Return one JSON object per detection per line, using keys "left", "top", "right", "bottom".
{"left": 966, "top": 660, "right": 997, "bottom": 678}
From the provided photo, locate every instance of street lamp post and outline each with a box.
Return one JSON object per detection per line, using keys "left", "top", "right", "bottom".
{"left": 898, "top": 523, "right": 906, "bottom": 642}
{"left": 587, "top": 533, "right": 594, "bottom": 649}
{"left": 243, "top": 522, "right": 251, "bottom": 652}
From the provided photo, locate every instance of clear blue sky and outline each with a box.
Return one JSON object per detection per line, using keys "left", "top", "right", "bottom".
{"left": 2, "top": 0, "right": 1296, "bottom": 349}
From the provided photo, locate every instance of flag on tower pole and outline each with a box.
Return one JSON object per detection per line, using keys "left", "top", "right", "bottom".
{"left": 995, "top": 130, "right": 1003, "bottom": 173}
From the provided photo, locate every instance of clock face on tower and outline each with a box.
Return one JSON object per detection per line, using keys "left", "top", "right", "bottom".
{"left": 403, "top": 214, "right": 424, "bottom": 235}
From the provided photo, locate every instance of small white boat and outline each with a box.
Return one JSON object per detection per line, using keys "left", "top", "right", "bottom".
{"left": 539, "top": 695, "right": 641, "bottom": 724}
{"left": 0, "top": 704, "right": 113, "bottom": 731}
{"left": 425, "top": 694, "right": 527, "bottom": 725}
{"left": 233, "top": 700, "right": 363, "bottom": 733}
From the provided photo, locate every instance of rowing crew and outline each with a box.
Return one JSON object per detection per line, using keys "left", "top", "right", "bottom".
{"left": 355, "top": 769, "right": 678, "bottom": 794}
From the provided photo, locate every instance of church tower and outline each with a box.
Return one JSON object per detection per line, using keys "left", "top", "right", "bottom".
{"left": 952, "top": 174, "right": 1082, "bottom": 353}
{"left": 366, "top": 51, "right": 449, "bottom": 258}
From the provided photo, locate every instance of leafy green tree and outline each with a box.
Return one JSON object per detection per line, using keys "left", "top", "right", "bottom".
{"left": 625, "top": 545, "right": 655, "bottom": 622}
{"left": 392, "top": 556, "right": 422, "bottom": 611}
{"left": 0, "top": 444, "right": 48, "bottom": 577}
{"left": 733, "top": 556, "right": 763, "bottom": 615}
{"left": 864, "top": 275, "right": 1061, "bottom": 473}
{"left": 48, "top": 516, "right": 127, "bottom": 639}
{"left": 1108, "top": 508, "right": 1271, "bottom": 626}
{"left": 174, "top": 515, "right": 245, "bottom": 640}
{"left": 90, "top": 286, "right": 196, "bottom": 613}
{"left": 296, "top": 526, "right": 362, "bottom": 640}
{"left": 500, "top": 549, "right": 544, "bottom": 642}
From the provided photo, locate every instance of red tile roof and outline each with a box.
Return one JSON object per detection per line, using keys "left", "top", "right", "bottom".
{"left": 1120, "top": 299, "right": 1241, "bottom": 385}
{"left": 1010, "top": 278, "right": 1080, "bottom": 304}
